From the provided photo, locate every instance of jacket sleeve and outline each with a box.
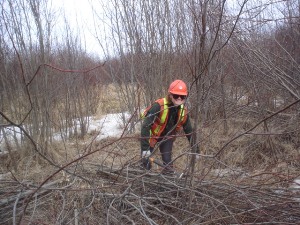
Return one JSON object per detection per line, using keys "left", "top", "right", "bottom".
{"left": 182, "top": 114, "right": 193, "bottom": 143}
{"left": 140, "top": 103, "right": 161, "bottom": 152}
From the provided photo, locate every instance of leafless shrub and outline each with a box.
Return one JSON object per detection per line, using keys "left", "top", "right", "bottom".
{"left": 1, "top": 0, "right": 300, "bottom": 224}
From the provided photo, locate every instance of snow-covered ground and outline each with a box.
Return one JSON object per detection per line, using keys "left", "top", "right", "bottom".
{"left": 0, "top": 112, "right": 131, "bottom": 153}
{"left": 86, "top": 112, "right": 131, "bottom": 140}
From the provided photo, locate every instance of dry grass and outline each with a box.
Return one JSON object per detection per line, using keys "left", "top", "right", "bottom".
{"left": 96, "top": 84, "right": 123, "bottom": 115}
{"left": 1, "top": 86, "right": 300, "bottom": 224}
{"left": 1, "top": 131, "right": 299, "bottom": 224}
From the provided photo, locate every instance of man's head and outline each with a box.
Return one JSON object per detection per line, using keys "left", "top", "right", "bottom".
{"left": 168, "top": 80, "right": 188, "bottom": 106}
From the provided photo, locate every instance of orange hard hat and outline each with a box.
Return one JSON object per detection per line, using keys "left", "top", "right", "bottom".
{"left": 168, "top": 80, "right": 188, "bottom": 95}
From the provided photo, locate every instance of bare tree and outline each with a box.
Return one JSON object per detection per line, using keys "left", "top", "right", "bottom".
{"left": 0, "top": 0, "right": 103, "bottom": 163}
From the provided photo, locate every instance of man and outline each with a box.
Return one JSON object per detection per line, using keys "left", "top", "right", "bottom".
{"left": 140, "top": 79, "right": 193, "bottom": 173}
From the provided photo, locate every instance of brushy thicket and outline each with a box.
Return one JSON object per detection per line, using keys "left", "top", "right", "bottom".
{"left": 1, "top": 1, "right": 300, "bottom": 223}
{"left": 1, "top": 85, "right": 299, "bottom": 225}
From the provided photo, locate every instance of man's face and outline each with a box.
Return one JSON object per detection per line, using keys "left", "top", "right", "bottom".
{"left": 170, "top": 94, "right": 186, "bottom": 106}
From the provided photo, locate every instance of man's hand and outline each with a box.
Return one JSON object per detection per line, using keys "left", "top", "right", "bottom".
{"left": 142, "top": 150, "right": 151, "bottom": 158}
{"left": 141, "top": 150, "right": 151, "bottom": 170}
{"left": 196, "top": 146, "right": 200, "bottom": 159}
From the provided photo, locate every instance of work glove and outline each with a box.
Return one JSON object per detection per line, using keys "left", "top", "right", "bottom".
{"left": 196, "top": 146, "right": 200, "bottom": 160}
{"left": 141, "top": 150, "right": 151, "bottom": 170}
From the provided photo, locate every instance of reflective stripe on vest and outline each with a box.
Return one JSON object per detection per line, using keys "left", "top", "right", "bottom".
{"left": 149, "top": 98, "right": 187, "bottom": 147}
{"left": 152, "top": 98, "right": 168, "bottom": 135}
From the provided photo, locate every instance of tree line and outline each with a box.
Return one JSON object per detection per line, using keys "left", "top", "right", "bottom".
{"left": 0, "top": 0, "right": 299, "bottom": 168}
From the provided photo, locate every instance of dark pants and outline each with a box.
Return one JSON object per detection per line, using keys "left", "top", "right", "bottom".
{"left": 141, "top": 138, "right": 174, "bottom": 171}
{"left": 150, "top": 138, "right": 174, "bottom": 168}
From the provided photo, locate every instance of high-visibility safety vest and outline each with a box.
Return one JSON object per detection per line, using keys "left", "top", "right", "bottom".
{"left": 143, "top": 98, "right": 188, "bottom": 147}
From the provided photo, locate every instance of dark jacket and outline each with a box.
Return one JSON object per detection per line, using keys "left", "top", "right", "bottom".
{"left": 141, "top": 101, "right": 193, "bottom": 152}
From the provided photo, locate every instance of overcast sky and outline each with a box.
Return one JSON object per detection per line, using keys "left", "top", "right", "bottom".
{"left": 53, "top": 0, "right": 108, "bottom": 58}
{"left": 51, "top": 0, "right": 284, "bottom": 59}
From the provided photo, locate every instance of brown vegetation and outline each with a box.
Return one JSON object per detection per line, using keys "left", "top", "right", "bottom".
{"left": 1, "top": 0, "right": 300, "bottom": 224}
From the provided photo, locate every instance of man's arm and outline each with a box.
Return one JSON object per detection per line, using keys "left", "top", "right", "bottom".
{"left": 140, "top": 103, "right": 161, "bottom": 152}
{"left": 183, "top": 114, "right": 193, "bottom": 142}
{"left": 183, "top": 115, "right": 200, "bottom": 155}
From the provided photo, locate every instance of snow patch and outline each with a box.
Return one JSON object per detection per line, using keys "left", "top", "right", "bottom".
{"left": 0, "top": 112, "right": 131, "bottom": 150}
